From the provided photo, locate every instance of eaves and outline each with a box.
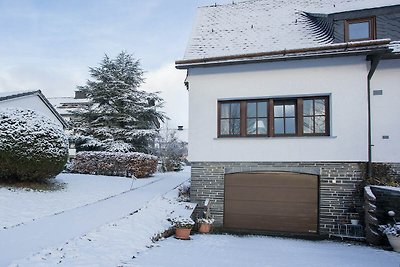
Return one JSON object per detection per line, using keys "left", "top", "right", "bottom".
{"left": 175, "top": 39, "right": 393, "bottom": 69}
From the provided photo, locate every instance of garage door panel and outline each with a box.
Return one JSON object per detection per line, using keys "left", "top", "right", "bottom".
{"left": 224, "top": 172, "right": 318, "bottom": 234}
{"left": 227, "top": 173, "right": 317, "bottom": 188}
{"left": 225, "top": 186, "right": 317, "bottom": 203}
{"left": 225, "top": 213, "right": 318, "bottom": 233}
{"left": 225, "top": 200, "right": 318, "bottom": 217}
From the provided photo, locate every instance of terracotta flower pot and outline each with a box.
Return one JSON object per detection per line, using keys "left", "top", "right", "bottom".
{"left": 198, "top": 223, "right": 212, "bottom": 233}
{"left": 175, "top": 227, "right": 192, "bottom": 240}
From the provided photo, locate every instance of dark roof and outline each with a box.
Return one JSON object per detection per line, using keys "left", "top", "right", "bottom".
{"left": 177, "top": 0, "right": 400, "bottom": 68}
{"left": 0, "top": 90, "right": 69, "bottom": 128}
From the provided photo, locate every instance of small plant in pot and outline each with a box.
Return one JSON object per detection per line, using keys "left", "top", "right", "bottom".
{"left": 197, "top": 198, "right": 214, "bottom": 234}
{"left": 379, "top": 211, "right": 400, "bottom": 252}
{"left": 172, "top": 217, "right": 195, "bottom": 240}
{"left": 197, "top": 218, "right": 215, "bottom": 234}
{"left": 348, "top": 204, "right": 359, "bottom": 225}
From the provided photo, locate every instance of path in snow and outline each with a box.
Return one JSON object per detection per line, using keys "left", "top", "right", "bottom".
{"left": 0, "top": 170, "right": 190, "bottom": 266}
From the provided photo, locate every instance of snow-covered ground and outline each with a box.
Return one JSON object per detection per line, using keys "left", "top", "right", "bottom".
{"left": 0, "top": 173, "right": 159, "bottom": 229}
{"left": 0, "top": 169, "right": 194, "bottom": 266}
{"left": 133, "top": 234, "right": 400, "bottom": 267}
{"left": 2, "top": 168, "right": 399, "bottom": 266}
{"left": 10, "top": 189, "right": 196, "bottom": 267}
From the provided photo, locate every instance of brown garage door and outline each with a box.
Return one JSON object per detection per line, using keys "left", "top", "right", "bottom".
{"left": 224, "top": 172, "right": 318, "bottom": 234}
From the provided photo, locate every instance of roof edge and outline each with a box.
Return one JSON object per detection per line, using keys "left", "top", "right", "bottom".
{"left": 175, "top": 39, "right": 392, "bottom": 69}
{"left": 0, "top": 90, "right": 69, "bottom": 128}
{"left": 0, "top": 90, "right": 41, "bottom": 102}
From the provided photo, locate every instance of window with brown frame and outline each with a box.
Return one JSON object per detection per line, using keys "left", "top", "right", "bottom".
{"left": 246, "top": 101, "right": 268, "bottom": 136}
{"left": 219, "top": 101, "right": 241, "bottom": 136}
{"left": 218, "top": 96, "right": 329, "bottom": 137}
{"left": 344, "top": 17, "right": 376, "bottom": 42}
{"left": 273, "top": 100, "right": 296, "bottom": 135}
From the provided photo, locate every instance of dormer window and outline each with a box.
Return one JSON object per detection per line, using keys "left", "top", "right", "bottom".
{"left": 345, "top": 17, "right": 376, "bottom": 42}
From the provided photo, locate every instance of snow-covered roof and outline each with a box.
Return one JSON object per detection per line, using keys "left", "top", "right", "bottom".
{"left": 182, "top": 0, "right": 400, "bottom": 61}
{"left": 0, "top": 90, "right": 41, "bottom": 101}
{"left": 48, "top": 97, "right": 90, "bottom": 117}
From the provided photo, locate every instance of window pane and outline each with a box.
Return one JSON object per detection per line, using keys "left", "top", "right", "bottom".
{"left": 247, "top": 102, "right": 256, "bottom": 118}
{"left": 220, "top": 119, "right": 229, "bottom": 135}
{"left": 285, "top": 104, "right": 295, "bottom": 117}
{"left": 274, "top": 118, "right": 284, "bottom": 134}
{"left": 349, "top": 21, "right": 370, "bottom": 40}
{"left": 274, "top": 105, "right": 284, "bottom": 117}
{"left": 285, "top": 118, "right": 296, "bottom": 134}
{"left": 257, "top": 118, "right": 267, "bottom": 134}
{"left": 303, "top": 117, "right": 314, "bottom": 134}
{"left": 221, "top": 104, "right": 230, "bottom": 118}
{"left": 315, "top": 99, "right": 326, "bottom": 115}
{"left": 257, "top": 102, "right": 267, "bottom": 117}
{"left": 231, "top": 103, "right": 240, "bottom": 118}
{"left": 231, "top": 119, "right": 241, "bottom": 135}
{"left": 303, "top": 100, "right": 313, "bottom": 116}
{"left": 247, "top": 119, "right": 256, "bottom": 135}
{"left": 315, "top": 116, "right": 326, "bottom": 133}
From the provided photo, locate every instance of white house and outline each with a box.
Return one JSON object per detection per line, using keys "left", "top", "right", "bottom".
{"left": 0, "top": 90, "right": 68, "bottom": 128}
{"left": 176, "top": 0, "right": 400, "bottom": 236}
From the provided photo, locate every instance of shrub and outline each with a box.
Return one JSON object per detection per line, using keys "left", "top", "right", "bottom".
{"left": 0, "top": 108, "right": 69, "bottom": 182}
{"left": 71, "top": 151, "right": 157, "bottom": 178}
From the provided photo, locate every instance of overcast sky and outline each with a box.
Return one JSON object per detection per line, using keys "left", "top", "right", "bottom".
{"left": 0, "top": 0, "right": 233, "bottom": 130}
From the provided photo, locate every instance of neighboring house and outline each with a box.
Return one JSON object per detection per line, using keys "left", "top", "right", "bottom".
{"left": 48, "top": 90, "right": 90, "bottom": 158}
{"left": 0, "top": 90, "right": 68, "bottom": 129}
{"left": 48, "top": 90, "right": 90, "bottom": 123}
{"left": 176, "top": 0, "right": 400, "bottom": 236}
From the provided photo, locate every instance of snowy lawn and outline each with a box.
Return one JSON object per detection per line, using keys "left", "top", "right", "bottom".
{"left": 133, "top": 234, "right": 400, "bottom": 267}
{"left": 0, "top": 173, "right": 160, "bottom": 228}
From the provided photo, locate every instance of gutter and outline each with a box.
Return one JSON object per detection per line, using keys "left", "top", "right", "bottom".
{"left": 366, "top": 54, "right": 383, "bottom": 179}
{"left": 176, "top": 39, "right": 392, "bottom": 69}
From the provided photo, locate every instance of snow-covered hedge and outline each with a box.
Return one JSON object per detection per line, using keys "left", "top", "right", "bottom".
{"left": 71, "top": 151, "right": 157, "bottom": 178}
{"left": 0, "top": 108, "right": 69, "bottom": 181}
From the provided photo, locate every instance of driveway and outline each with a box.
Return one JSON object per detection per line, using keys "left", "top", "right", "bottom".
{"left": 0, "top": 171, "right": 189, "bottom": 266}
{"left": 133, "top": 234, "right": 400, "bottom": 267}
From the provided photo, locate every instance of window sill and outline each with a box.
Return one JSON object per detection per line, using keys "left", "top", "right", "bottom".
{"left": 214, "top": 136, "right": 337, "bottom": 140}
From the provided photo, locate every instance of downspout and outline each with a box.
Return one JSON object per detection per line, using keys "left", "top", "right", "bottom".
{"left": 366, "top": 54, "right": 382, "bottom": 179}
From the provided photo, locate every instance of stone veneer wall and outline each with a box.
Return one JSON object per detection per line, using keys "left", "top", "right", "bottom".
{"left": 191, "top": 161, "right": 368, "bottom": 236}
{"left": 191, "top": 162, "right": 400, "bottom": 236}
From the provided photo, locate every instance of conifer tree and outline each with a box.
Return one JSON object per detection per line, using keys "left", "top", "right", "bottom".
{"left": 73, "top": 51, "right": 165, "bottom": 153}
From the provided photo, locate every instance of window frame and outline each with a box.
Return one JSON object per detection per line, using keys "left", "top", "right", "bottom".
{"left": 218, "top": 101, "right": 243, "bottom": 137}
{"left": 301, "top": 96, "right": 330, "bottom": 136}
{"left": 344, "top": 17, "right": 376, "bottom": 42}
{"left": 245, "top": 100, "right": 269, "bottom": 137}
{"left": 273, "top": 99, "right": 297, "bottom": 137}
{"left": 217, "top": 96, "right": 330, "bottom": 138}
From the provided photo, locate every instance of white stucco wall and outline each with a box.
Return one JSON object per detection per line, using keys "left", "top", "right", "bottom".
{"left": 370, "top": 59, "right": 400, "bottom": 163}
{"left": 0, "top": 95, "right": 64, "bottom": 128}
{"left": 186, "top": 56, "right": 393, "bottom": 162}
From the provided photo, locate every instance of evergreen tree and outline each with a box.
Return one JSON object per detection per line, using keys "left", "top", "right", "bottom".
{"left": 73, "top": 51, "right": 166, "bottom": 153}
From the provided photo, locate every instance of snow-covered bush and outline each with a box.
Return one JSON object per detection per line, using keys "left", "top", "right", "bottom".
{"left": 171, "top": 217, "right": 195, "bottom": 229}
{"left": 71, "top": 151, "right": 157, "bottom": 178}
{"left": 155, "top": 130, "right": 187, "bottom": 172}
{"left": 177, "top": 181, "right": 190, "bottom": 202}
{"left": 197, "top": 218, "right": 215, "bottom": 224}
{"left": 0, "top": 108, "right": 68, "bottom": 181}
